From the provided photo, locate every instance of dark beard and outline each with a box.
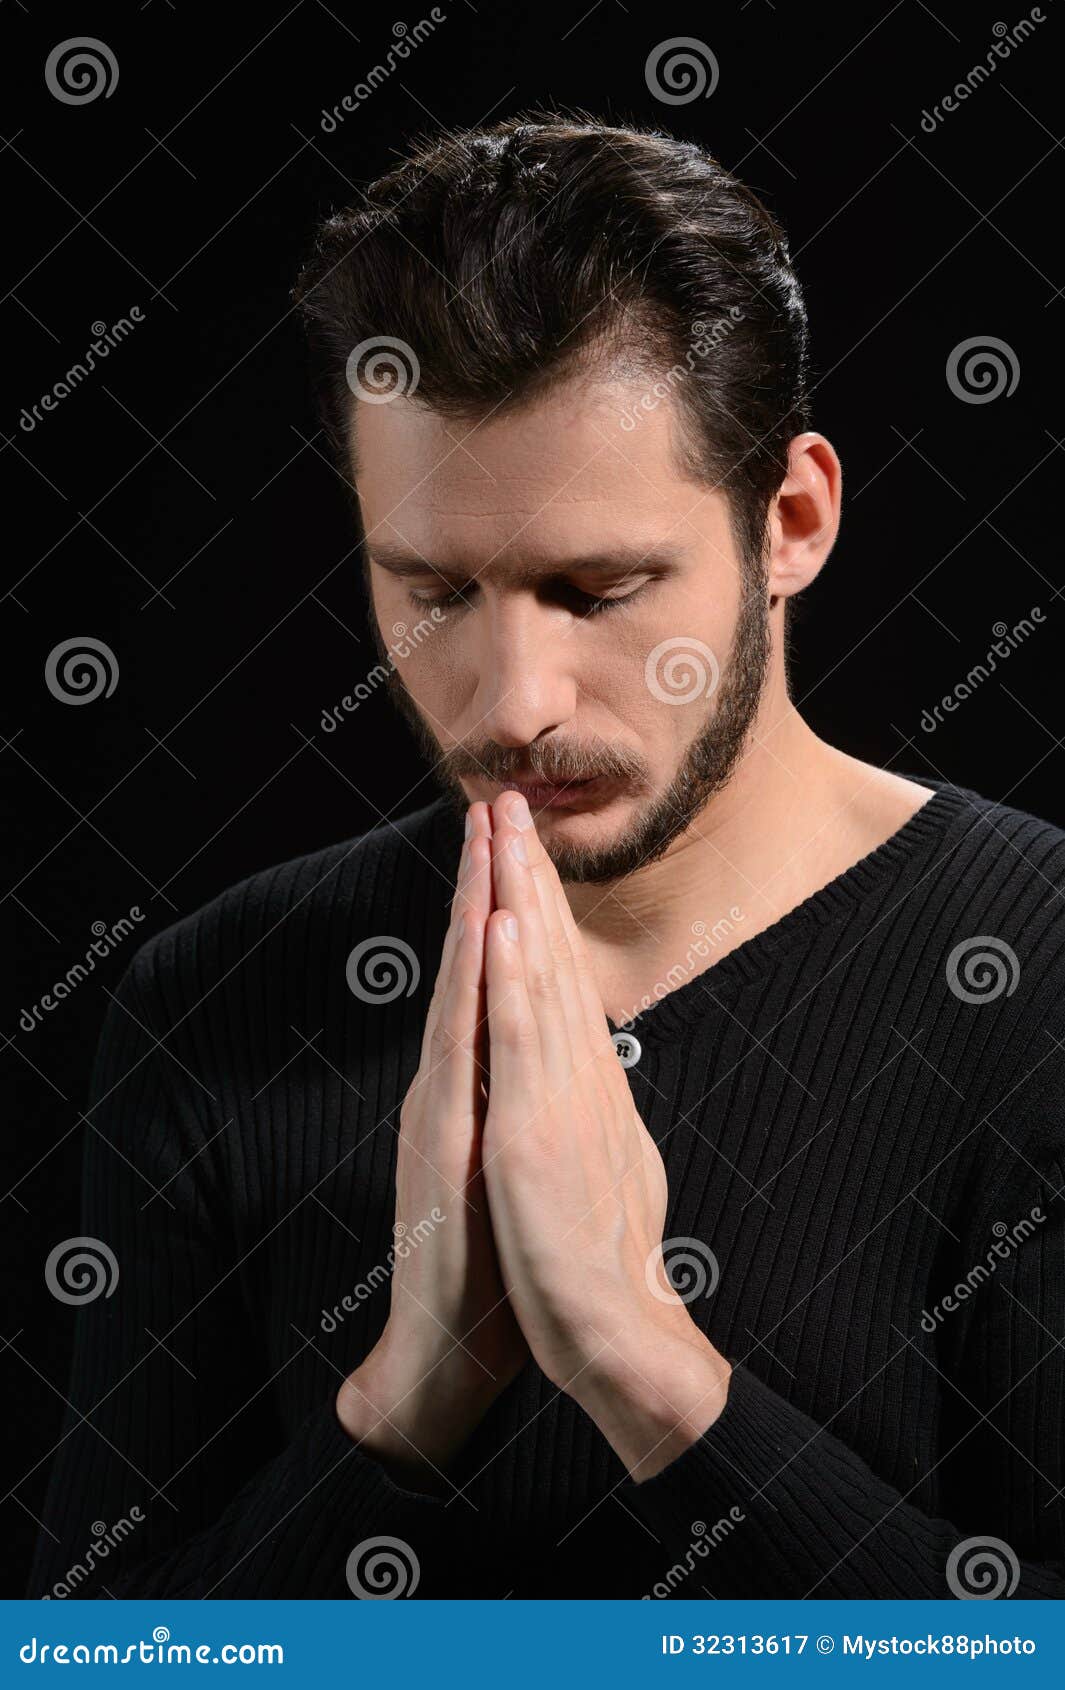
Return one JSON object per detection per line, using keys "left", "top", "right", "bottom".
{"left": 373, "top": 577, "right": 770, "bottom": 887}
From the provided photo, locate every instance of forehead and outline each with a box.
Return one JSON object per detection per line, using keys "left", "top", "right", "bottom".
{"left": 351, "top": 372, "right": 728, "bottom": 565}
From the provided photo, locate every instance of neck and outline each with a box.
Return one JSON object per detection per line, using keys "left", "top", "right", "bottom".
{"left": 561, "top": 690, "right": 927, "bottom": 1022}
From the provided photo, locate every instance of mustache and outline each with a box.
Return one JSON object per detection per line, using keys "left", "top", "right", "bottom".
{"left": 440, "top": 736, "right": 645, "bottom": 786}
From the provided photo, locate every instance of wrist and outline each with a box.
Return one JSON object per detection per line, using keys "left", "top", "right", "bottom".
{"left": 567, "top": 1305, "right": 731, "bottom": 1482}
{"left": 335, "top": 1327, "right": 504, "bottom": 1489}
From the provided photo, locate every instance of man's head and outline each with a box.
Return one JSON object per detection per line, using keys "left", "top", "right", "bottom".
{"left": 295, "top": 113, "right": 840, "bottom": 885}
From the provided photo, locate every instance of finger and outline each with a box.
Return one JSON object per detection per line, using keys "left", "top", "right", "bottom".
{"left": 493, "top": 791, "right": 596, "bottom": 1075}
{"left": 464, "top": 800, "right": 494, "bottom": 920}
{"left": 460, "top": 805, "right": 494, "bottom": 1100}
{"left": 417, "top": 804, "right": 490, "bottom": 1077}
{"left": 430, "top": 906, "right": 487, "bottom": 1132}
{"left": 413, "top": 905, "right": 487, "bottom": 1212}
{"left": 549, "top": 881, "right": 618, "bottom": 1062}
{"left": 484, "top": 906, "right": 544, "bottom": 1129}
{"left": 495, "top": 792, "right": 615, "bottom": 1065}
{"left": 490, "top": 814, "right": 575, "bottom": 1099}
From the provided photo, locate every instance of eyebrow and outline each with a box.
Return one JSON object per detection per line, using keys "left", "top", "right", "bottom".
{"left": 365, "top": 543, "right": 687, "bottom": 587}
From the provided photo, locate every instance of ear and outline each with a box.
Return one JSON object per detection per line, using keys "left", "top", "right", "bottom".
{"left": 766, "top": 433, "right": 842, "bottom": 606}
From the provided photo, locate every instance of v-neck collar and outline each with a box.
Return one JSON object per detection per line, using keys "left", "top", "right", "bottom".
{"left": 429, "top": 774, "right": 984, "bottom": 1047}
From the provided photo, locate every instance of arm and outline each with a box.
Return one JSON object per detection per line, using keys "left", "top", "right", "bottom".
{"left": 479, "top": 789, "right": 1065, "bottom": 1600}
{"left": 26, "top": 952, "right": 451, "bottom": 1600}
{"left": 615, "top": 1118, "right": 1065, "bottom": 1598}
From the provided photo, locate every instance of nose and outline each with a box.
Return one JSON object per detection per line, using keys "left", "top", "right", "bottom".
{"left": 471, "top": 595, "right": 577, "bottom": 748}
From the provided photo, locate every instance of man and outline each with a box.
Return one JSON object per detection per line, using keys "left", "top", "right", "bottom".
{"left": 29, "top": 114, "right": 1064, "bottom": 1600}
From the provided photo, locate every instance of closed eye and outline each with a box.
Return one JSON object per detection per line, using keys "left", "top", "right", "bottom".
{"left": 406, "top": 581, "right": 648, "bottom": 617}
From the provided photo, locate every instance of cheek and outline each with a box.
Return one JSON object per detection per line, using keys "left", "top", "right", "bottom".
{"left": 371, "top": 570, "right": 414, "bottom": 626}
{"left": 634, "top": 573, "right": 737, "bottom": 713}
{"left": 390, "top": 626, "right": 465, "bottom": 727}
{"left": 596, "top": 592, "right": 729, "bottom": 731}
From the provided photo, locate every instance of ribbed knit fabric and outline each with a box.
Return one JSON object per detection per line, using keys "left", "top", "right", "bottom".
{"left": 26, "top": 774, "right": 1065, "bottom": 1599}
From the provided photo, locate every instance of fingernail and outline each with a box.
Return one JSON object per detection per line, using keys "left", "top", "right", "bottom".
{"left": 508, "top": 831, "right": 528, "bottom": 865}
{"left": 464, "top": 810, "right": 474, "bottom": 839}
{"left": 502, "top": 914, "right": 518, "bottom": 942}
{"left": 511, "top": 794, "right": 533, "bottom": 829}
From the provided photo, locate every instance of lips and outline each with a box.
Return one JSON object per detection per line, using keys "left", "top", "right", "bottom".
{"left": 494, "top": 775, "right": 613, "bottom": 811}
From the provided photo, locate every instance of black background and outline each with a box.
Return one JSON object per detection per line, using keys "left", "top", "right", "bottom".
{"left": 4, "top": 0, "right": 1063, "bottom": 1592}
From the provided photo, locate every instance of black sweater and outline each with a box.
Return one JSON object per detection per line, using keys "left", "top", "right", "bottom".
{"left": 26, "top": 776, "right": 1065, "bottom": 1599}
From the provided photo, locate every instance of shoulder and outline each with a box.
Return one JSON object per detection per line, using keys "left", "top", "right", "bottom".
{"left": 926, "top": 779, "right": 1065, "bottom": 979}
{"left": 120, "top": 794, "right": 462, "bottom": 1028}
{"left": 925, "top": 780, "right": 1065, "bottom": 1179}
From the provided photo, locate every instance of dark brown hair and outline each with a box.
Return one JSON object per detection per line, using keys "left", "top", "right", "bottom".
{"left": 293, "top": 110, "right": 812, "bottom": 610}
